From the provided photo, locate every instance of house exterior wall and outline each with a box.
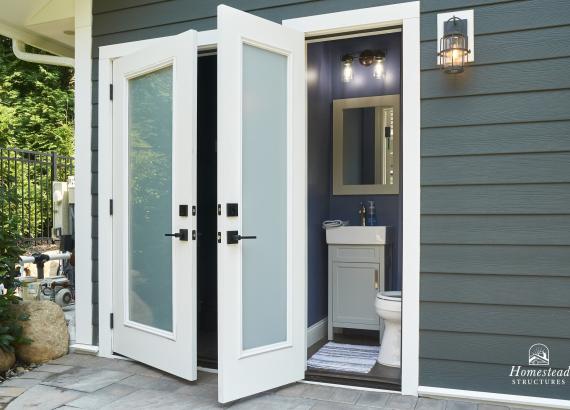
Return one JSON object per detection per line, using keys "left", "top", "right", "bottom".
{"left": 91, "top": 0, "right": 570, "bottom": 400}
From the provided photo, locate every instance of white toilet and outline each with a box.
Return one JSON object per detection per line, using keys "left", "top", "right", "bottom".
{"left": 375, "top": 291, "right": 402, "bottom": 367}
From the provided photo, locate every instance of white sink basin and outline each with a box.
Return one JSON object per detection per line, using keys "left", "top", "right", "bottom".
{"left": 326, "top": 226, "right": 390, "bottom": 245}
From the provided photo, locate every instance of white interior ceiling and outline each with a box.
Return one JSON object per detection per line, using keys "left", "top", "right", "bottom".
{"left": 0, "top": 0, "right": 75, "bottom": 56}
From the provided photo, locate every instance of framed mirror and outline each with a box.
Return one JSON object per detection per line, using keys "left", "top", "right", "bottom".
{"left": 332, "top": 94, "right": 400, "bottom": 195}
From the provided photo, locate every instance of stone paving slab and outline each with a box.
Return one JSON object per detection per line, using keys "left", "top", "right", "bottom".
{"left": 0, "top": 388, "right": 25, "bottom": 399}
{"left": 41, "top": 367, "right": 131, "bottom": 393}
{"left": 99, "top": 388, "right": 222, "bottom": 409}
{"left": 13, "top": 371, "right": 52, "bottom": 380}
{"left": 65, "top": 383, "right": 137, "bottom": 409}
{"left": 36, "top": 364, "right": 73, "bottom": 374}
{"left": 0, "top": 354, "right": 550, "bottom": 410}
{"left": 119, "top": 373, "right": 188, "bottom": 391}
{"left": 231, "top": 394, "right": 315, "bottom": 409}
{"left": 6, "top": 384, "right": 82, "bottom": 410}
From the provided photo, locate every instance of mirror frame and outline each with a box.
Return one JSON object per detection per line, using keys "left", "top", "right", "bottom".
{"left": 332, "top": 94, "right": 400, "bottom": 195}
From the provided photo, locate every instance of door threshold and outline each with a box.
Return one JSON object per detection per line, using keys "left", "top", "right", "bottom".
{"left": 303, "top": 371, "right": 400, "bottom": 392}
{"left": 300, "top": 379, "right": 401, "bottom": 394}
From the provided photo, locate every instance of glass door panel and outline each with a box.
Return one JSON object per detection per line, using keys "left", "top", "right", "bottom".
{"left": 242, "top": 44, "right": 288, "bottom": 350}
{"left": 128, "top": 66, "right": 174, "bottom": 332}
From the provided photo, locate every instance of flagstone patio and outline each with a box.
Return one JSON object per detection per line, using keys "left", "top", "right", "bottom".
{"left": 0, "top": 353, "right": 541, "bottom": 409}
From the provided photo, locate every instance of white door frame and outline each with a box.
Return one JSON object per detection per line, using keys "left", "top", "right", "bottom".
{"left": 283, "top": 1, "right": 421, "bottom": 397}
{"left": 97, "top": 31, "right": 217, "bottom": 359}
{"left": 97, "top": 1, "right": 420, "bottom": 395}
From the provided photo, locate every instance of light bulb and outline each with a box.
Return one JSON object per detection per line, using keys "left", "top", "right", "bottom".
{"left": 373, "top": 57, "right": 384, "bottom": 79}
{"left": 342, "top": 60, "right": 353, "bottom": 83}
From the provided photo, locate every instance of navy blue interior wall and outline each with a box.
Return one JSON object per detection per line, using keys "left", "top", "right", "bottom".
{"left": 307, "top": 32, "right": 403, "bottom": 327}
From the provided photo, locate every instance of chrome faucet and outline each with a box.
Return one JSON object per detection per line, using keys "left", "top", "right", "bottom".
{"left": 358, "top": 202, "right": 366, "bottom": 226}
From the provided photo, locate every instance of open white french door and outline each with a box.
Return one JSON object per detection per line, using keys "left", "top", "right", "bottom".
{"left": 217, "top": 5, "right": 307, "bottom": 403}
{"left": 111, "top": 29, "right": 198, "bottom": 380}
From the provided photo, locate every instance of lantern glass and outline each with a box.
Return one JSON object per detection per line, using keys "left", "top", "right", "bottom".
{"left": 373, "top": 56, "right": 384, "bottom": 79}
{"left": 342, "top": 58, "right": 353, "bottom": 83}
{"left": 439, "top": 33, "right": 468, "bottom": 73}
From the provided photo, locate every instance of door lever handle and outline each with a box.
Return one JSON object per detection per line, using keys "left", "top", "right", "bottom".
{"left": 165, "top": 229, "right": 188, "bottom": 241}
{"left": 226, "top": 230, "right": 257, "bottom": 244}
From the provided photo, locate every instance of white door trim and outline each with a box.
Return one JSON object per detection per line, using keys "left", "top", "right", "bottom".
{"left": 97, "top": 31, "right": 216, "bottom": 358}
{"left": 73, "top": 0, "right": 94, "bottom": 348}
{"left": 418, "top": 386, "right": 570, "bottom": 410}
{"left": 283, "top": 1, "right": 421, "bottom": 397}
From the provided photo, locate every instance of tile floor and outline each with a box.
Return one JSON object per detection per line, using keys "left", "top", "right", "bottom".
{"left": 0, "top": 354, "right": 546, "bottom": 409}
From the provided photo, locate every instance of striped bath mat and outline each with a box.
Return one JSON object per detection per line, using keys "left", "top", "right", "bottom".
{"left": 307, "top": 342, "right": 379, "bottom": 374}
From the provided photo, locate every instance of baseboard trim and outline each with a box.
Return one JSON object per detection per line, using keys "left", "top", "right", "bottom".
{"left": 418, "top": 386, "right": 570, "bottom": 409}
{"left": 307, "top": 317, "right": 327, "bottom": 348}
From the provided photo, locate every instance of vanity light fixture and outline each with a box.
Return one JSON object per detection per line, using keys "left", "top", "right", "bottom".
{"left": 438, "top": 16, "right": 471, "bottom": 73}
{"left": 373, "top": 55, "right": 385, "bottom": 79}
{"left": 341, "top": 50, "right": 386, "bottom": 82}
{"left": 341, "top": 54, "right": 354, "bottom": 83}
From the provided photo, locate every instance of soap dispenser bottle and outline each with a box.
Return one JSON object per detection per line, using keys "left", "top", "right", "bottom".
{"left": 366, "top": 200, "right": 377, "bottom": 226}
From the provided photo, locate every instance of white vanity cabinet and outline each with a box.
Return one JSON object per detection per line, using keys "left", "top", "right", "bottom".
{"left": 326, "top": 227, "right": 391, "bottom": 340}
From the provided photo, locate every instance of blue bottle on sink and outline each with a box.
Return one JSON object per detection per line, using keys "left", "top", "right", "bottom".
{"left": 366, "top": 201, "right": 377, "bottom": 226}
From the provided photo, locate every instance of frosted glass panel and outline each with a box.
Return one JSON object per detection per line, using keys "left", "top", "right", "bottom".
{"left": 128, "top": 66, "right": 173, "bottom": 332}
{"left": 242, "top": 44, "right": 288, "bottom": 350}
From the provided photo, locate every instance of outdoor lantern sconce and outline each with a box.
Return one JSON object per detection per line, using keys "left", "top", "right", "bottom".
{"left": 437, "top": 10, "right": 474, "bottom": 74}
{"left": 341, "top": 49, "right": 386, "bottom": 83}
{"left": 438, "top": 16, "right": 470, "bottom": 73}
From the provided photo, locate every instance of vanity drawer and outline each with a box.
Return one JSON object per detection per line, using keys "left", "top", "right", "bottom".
{"left": 331, "top": 245, "right": 381, "bottom": 263}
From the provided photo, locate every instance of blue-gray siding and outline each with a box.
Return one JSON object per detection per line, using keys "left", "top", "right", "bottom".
{"left": 91, "top": 0, "right": 570, "bottom": 400}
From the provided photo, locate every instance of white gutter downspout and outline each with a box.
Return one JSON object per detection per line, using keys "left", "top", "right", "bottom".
{"left": 12, "top": 39, "right": 74, "bottom": 68}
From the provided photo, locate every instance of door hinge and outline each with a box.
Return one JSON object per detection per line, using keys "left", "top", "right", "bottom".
{"left": 109, "top": 199, "right": 113, "bottom": 215}
{"left": 192, "top": 230, "right": 197, "bottom": 240}
{"left": 109, "top": 84, "right": 113, "bottom": 100}
{"left": 192, "top": 205, "right": 197, "bottom": 216}
{"left": 217, "top": 232, "right": 221, "bottom": 243}
{"left": 110, "top": 313, "right": 114, "bottom": 329}
{"left": 217, "top": 204, "right": 221, "bottom": 216}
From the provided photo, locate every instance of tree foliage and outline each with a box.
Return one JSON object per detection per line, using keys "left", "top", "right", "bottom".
{"left": 0, "top": 36, "right": 74, "bottom": 155}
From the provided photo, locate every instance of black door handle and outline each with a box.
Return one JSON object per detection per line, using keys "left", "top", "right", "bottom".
{"left": 165, "top": 229, "right": 188, "bottom": 241}
{"left": 227, "top": 230, "right": 257, "bottom": 244}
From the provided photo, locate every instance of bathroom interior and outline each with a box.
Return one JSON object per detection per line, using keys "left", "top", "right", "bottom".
{"left": 195, "top": 28, "right": 403, "bottom": 390}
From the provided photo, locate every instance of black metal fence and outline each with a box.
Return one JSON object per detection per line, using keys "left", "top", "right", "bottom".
{"left": 0, "top": 147, "right": 74, "bottom": 244}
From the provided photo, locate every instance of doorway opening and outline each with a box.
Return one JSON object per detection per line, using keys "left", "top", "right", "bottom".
{"left": 304, "top": 29, "right": 403, "bottom": 391}
{"left": 196, "top": 53, "right": 218, "bottom": 368}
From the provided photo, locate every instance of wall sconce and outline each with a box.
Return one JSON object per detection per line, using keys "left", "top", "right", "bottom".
{"left": 438, "top": 17, "right": 470, "bottom": 73}
{"left": 437, "top": 9, "right": 474, "bottom": 74}
{"left": 341, "top": 49, "right": 385, "bottom": 82}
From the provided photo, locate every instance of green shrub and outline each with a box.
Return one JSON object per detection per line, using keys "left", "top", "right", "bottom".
{"left": 0, "top": 184, "right": 30, "bottom": 353}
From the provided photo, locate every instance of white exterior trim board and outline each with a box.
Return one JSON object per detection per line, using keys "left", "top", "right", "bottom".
{"left": 74, "top": 0, "right": 94, "bottom": 348}
{"left": 419, "top": 386, "right": 570, "bottom": 410}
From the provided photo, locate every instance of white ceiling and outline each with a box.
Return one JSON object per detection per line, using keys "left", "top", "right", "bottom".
{"left": 0, "top": 0, "right": 75, "bottom": 56}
